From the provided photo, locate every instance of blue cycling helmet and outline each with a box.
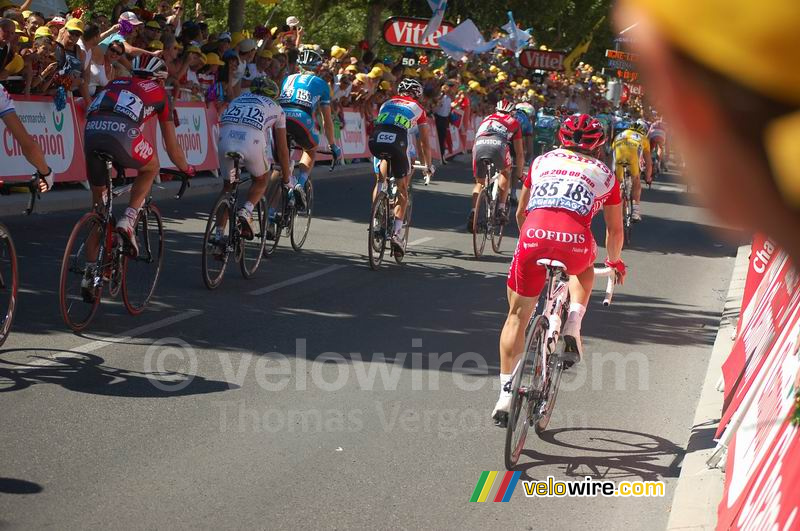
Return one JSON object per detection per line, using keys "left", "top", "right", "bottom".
{"left": 297, "top": 49, "right": 323, "bottom": 70}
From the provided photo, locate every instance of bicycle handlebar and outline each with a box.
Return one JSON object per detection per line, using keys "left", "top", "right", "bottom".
{"left": 593, "top": 266, "right": 620, "bottom": 307}
{"left": 160, "top": 168, "right": 192, "bottom": 199}
{"left": 0, "top": 175, "right": 39, "bottom": 215}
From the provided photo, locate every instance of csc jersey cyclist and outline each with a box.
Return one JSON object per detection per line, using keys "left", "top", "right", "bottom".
{"left": 278, "top": 73, "right": 330, "bottom": 149}
{"left": 509, "top": 148, "right": 620, "bottom": 296}
{"left": 368, "top": 95, "right": 428, "bottom": 179}
{"left": 84, "top": 77, "right": 171, "bottom": 185}
{"left": 218, "top": 92, "right": 286, "bottom": 178}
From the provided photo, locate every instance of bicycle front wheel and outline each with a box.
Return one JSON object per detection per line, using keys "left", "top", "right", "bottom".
{"left": 0, "top": 223, "right": 19, "bottom": 346}
{"left": 240, "top": 196, "right": 267, "bottom": 279}
{"left": 504, "top": 315, "right": 548, "bottom": 470}
{"left": 368, "top": 193, "right": 389, "bottom": 270}
{"left": 59, "top": 212, "right": 105, "bottom": 331}
{"left": 472, "top": 188, "right": 490, "bottom": 258}
{"left": 290, "top": 179, "right": 313, "bottom": 251}
{"left": 122, "top": 204, "right": 165, "bottom": 315}
{"left": 491, "top": 198, "right": 505, "bottom": 254}
{"left": 394, "top": 190, "right": 412, "bottom": 264}
{"left": 202, "top": 195, "right": 233, "bottom": 290}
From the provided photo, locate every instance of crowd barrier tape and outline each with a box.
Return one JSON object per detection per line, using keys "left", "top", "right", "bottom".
{"left": 2, "top": 96, "right": 454, "bottom": 182}
{"left": 714, "top": 238, "right": 800, "bottom": 530}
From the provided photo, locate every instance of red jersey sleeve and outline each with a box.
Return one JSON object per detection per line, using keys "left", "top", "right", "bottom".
{"left": 604, "top": 177, "right": 622, "bottom": 206}
{"left": 510, "top": 117, "right": 522, "bottom": 141}
{"left": 416, "top": 101, "right": 428, "bottom": 126}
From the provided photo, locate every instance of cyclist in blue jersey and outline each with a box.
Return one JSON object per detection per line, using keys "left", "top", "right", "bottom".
{"left": 278, "top": 49, "right": 341, "bottom": 206}
{"left": 510, "top": 103, "right": 534, "bottom": 204}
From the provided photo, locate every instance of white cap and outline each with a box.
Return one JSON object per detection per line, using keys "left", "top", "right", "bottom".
{"left": 218, "top": 31, "right": 231, "bottom": 42}
{"left": 119, "top": 11, "right": 143, "bottom": 25}
{"left": 286, "top": 16, "right": 300, "bottom": 27}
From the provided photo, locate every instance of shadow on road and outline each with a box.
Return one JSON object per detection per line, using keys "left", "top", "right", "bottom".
{"left": 0, "top": 477, "right": 43, "bottom": 495}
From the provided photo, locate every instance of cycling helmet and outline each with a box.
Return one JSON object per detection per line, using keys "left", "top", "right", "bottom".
{"left": 397, "top": 78, "right": 423, "bottom": 99}
{"left": 558, "top": 113, "right": 606, "bottom": 153}
{"left": 515, "top": 102, "right": 535, "bottom": 117}
{"left": 634, "top": 119, "right": 649, "bottom": 135}
{"left": 131, "top": 55, "right": 167, "bottom": 78}
{"left": 297, "top": 49, "right": 323, "bottom": 70}
{"left": 496, "top": 99, "right": 515, "bottom": 113}
{"left": 250, "top": 76, "right": 279, "bottom": 99}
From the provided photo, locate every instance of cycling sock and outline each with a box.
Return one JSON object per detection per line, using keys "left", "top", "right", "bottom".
{"left": 500, "top": 373, "right": 512, "bottom": 394}
{"left": 123, "top": 207, "right": 139, "bottom": 224}
{"left": 243, "top": 201, "right": 254, "bottom": 214}
{"left": 566, "top": 303, "right": 586, "bottom": 329}
{"left": 393, "top": 219, "right": 404, "bottom": 235}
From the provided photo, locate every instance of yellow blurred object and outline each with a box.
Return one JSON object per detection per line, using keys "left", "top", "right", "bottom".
{"left": 186, "top": 45, "right": 202, "bottom": 54}
{"left": 257, "top": 49, "right": 273, "bottom": 59}
{"left": 206, "top": 52, "right": 225, "bottom": 66}
{"left": 539, "top": 45, "right": 549, "bottom": 51}
{"left": 148, "top": 40, "right": 164, "bottom": 51}
{"left": 199, "top": 53, "right": 208, "bottom": 64}
{"left": 5, "top": 54, "right": 23, "bottom": 75}
{"left": 64, "top": 18, "right": 84, "bottom": 34}
{"left": 331, "top": 45, "right": 347, "bottom": 59}
{"left": 379, "top": 80, "right": 391, "bottom": 91}
{"left": 510, "top": 81, "right": 518, "bottom": 88}
{"left": 367, "top": 66, "right": 383, "bottom": 79}
{"left": 344, "top": 65, "right": 359, "bottom": 74}
{"left": 13, "top": 21, "right": 23, "bottom": 33}
{"left": 231, "top": 32, "right": 245, "bottom": 48}
{"left": 628, "top": 0, "right": 800, "bottom": 105}
{"left": 21, "top": 9, "right": 31, "bottom": 18}
{"left": 355, "top": 73, "right": 368, "bottom": 84}
{"left": 764, "top": 110, "right": 800, "bottom": 207}
{"left": 488, "top": 65, "right": 498, "bottom": 73}
{"left": 522, "top": 79, "right": 530, "bottom": 87}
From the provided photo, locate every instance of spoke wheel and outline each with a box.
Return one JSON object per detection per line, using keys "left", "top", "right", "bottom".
{"left": 59, "top": 212, "right": 105, "bottom": 331}
{"left": 240, "top": 197, "right": 267, "bottom": 279}
{"left": 122, "top": 205, "right": 165, "bottom": 315}
{"left": 201, "top": 195, "right": 233, "bottom": 290}
{"left": 472, "top": 188, "right": 490, "bottom": 258}
{"left": 290, "top": 179, "right": 313, "bottom": 251}
{"left": 368, "top": 193, "right": 389, "bottom": 270}
{"left": 0, "top": 223, "right": 19, "bottom": 347}
{"left": 505, "top": 315, "right": 547, "bottom": 470}
{"left": 394, "top": 190, "right": 412, "bottom": 264}
{"left": 264, "top": 183, "right": 286, "bottom": 257}
{"left": 491, "top": 198, "right": 505, "bottom": 254}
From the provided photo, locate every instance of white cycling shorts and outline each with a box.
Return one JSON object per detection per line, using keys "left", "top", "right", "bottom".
{"left": 218, "top": 124, "right": 274, "bottom": 179}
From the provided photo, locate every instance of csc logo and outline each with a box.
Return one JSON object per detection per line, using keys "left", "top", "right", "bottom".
{"left": 376, "top": 132, "right": 396, "bottom": 143}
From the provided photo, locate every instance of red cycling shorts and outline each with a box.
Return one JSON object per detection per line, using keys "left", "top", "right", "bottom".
{"left": 507, "top": 208, "right": 597, "bottom": 297}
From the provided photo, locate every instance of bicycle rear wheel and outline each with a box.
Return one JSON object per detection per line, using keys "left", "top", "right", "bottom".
{"left": 59, "top": 212, "right": 105, "bottom": 331}
{"left": 368, "top": 193, "right": 389, "bottom": 270}
{"left": 122, "top": 205, "right": 165, "bottom": 315}
{"left": 201, "top": 195, "right": 233, "bottom": 290}
{"left": 240, "top": 196, "right": 267, "bottom": 279}
{"left": 264, "top": 183, "right": 286, "bottom": 256}
{"left": 472, "top": 188, "right": 490, "bottom": 258}
{"left": 290, "top": 179, "right": 313, "bottom": 251}
{"left": 504, "top": 315, "right": 548, "bottom": 470}
{"left": 0, "top": 223, "right": 19, "bottom": 346}
{"left": 623, "top": 186, "right": 633, "bottom": 246}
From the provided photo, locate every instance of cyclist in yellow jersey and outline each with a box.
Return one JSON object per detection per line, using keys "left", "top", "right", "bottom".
{"left": 612, "top": 119, "right": 652, "bottom": 221}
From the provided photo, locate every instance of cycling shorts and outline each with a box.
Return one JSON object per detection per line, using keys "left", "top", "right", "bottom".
{"left": 472, "top": 136, "right": 511, "bottom": 179}
{"left": 368, "top": 124, "right": 411, "bottom": 180}
{"left": 283, "top": 107, "right": 319, "bottom": 150}
{"left": 507, "top": 208, "right": 597, "bottom": 297}
{"left": 218, "top": 124, "right": 274, "bottom": 179}
{"left": 613, "top": 145, "right": 641, "bottom": 182}
{"left": 648, "top": 130, "right": 666, "bottom": 145}
{"left": 84, "top": 115, "right": 155, "bottom": 186}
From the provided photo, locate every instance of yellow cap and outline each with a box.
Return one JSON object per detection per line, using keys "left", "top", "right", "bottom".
{"left": 379, "top": 80, "right": 391, "bottom": 91}
{"left": 344, "top": 64, "right": 358, "bottom": 74}
{"left": 355, "top": 73, "right": 368, "bottom": 84}
{"left": 257, "top": 49, "right": 273, "bottom": 59}
{"left": 147, "top": 40, "right": 164, "bottom": 51}
{"left": 330, "top": 45, "right": 347, "bottom": 59}
{"left": 64, "top": 18, "right": 84, "bottom": 34}
{"left": 206, "top": 52, "right": 225, "bottom": 66}
{"left": 231, "top": 31, "right": 245, "bottom": 48}
{"left": 5, "top": 53, "right": 23, "bottom": 75}
{"left": 21, "top": 9, "right": 31, "bottom": 18}
{"left": 627, "top": 0, "right": 800, "bottom": 105}
{"left": 186, "top": 45, "right": 202, "bottom": 54}
{"left": 367, "top": 66, "right": 383, "bottom": 79}
{"left": 146, "top": 20, "right": 161, "bottom": 29}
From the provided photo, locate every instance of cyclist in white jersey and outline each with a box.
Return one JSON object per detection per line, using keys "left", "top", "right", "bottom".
{"left": 0, "top": 84, "right": 53, "bottom": 192}
{"left": 217, "top": 77, "right": 291, "bottom": 239}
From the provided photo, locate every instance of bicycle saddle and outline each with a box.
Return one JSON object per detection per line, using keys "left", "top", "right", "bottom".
{"left": 536, "top": 258, "right": 567, "bottom": 270}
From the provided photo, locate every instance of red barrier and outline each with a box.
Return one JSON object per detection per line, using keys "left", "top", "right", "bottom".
{"left": 715, "top": 242, "right": 800, "bottom": 530}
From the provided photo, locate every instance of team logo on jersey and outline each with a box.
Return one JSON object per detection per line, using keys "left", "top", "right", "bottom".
{"left": 86, "top": 120, "right": 128, "bottom": 133}
{"left": 376, "top": 132, "right": 396, "bottom": 143}
{"left": 526, "top": 228, "right": 586, "bottom": 244}
{"left": 127, "top": 127, "right": 140, "bottom": 139}
{"left": 132, "top": 136, "right": 154, "bottom": 162}
{"left": 140, "top": 80, "right": 159, "bottom": 92}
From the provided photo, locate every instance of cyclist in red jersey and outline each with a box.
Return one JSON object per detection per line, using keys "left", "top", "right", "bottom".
{"left": 84, "top": 56, "right": 195, "bottom": 256}
{"left": 492, "top": 114, "right": 626, "bottom": 426}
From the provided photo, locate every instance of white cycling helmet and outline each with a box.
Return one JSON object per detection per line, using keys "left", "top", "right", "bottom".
{"left": 496, "top": 99, "right": 515, "bottom": 113}
{"left": 515, "top": 102, "right": 534, "bottom": 116}
{"left": 131, "top": 55, "right": 167, "bottom": 79}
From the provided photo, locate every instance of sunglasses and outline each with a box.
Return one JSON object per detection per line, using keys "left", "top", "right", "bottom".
{"left": 68, "top": 30, "right": 82, "bottom": 37}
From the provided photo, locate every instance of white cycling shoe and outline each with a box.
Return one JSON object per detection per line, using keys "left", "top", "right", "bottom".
{"left": 561, "top": 318, "right": 583, "bottom": 367}
{"left": 236, "top": 208, "right": 255, "bottom": 240}
{"left": 492, "top": 392, "right": 512, "bottom": 427}
{"left": 116, "top": 215, "right": 139, "bottom": 257}
{"left": 632, "top": 204, "right": 642, "bottom": 222}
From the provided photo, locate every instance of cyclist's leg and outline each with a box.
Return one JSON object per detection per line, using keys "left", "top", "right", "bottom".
{"left": 128, "top": 154, "right": 159, "bottom": 211}
{"left": 391, "top": 150, "right": 411, "bottom": 237}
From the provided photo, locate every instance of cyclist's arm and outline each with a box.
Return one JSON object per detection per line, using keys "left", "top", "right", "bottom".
{"left": 603, "top": 202, "right": 624, "bottom": 263}
{"left": 274, "top": 126, "right": 291, "bottom": 184}
{"left": 643, "top": 142, "right": 653, "bottom": 181}
{"left": 1, "top": 112, "right": 49, "bottom": 175}
{"left": 158, "top": 119, "right": 191, "bottom": 173}
{"left": 318, "top": 104, "right": 335, "bottom": 149}
{"left": 417, "top": 122, "right": 432, "bottom": 169}
{"left": 516, "top": 182, "right": 531, "bottom": 229}
{"left": 512, "top": 136, "right": 524, "bottom": 180}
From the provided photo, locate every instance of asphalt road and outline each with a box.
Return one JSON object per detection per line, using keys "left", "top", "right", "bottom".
{"left": 0, "top": 159, "right": 740, "bottom": 530}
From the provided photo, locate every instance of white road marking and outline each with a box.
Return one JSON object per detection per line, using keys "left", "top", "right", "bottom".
{"left": 408, "top": 237, "right": 434, "bottom": 246}
{"left": 5, "top": 310, "right": 203, "bottom": 370}
{"left": 249, "top": 264, "right": 345, "bottom": 295}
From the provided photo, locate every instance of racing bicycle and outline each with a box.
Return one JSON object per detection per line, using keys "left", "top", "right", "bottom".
{"left": 201, "top": 152, "right": 267, "bottom": 289}
{"left": 58, "top": 152, "right": 190, "bottom": 331}
{"left": 619, "top": 163, "right": 634, "bottom": 245}
{"left": 0, "top": 175, "right": 42, "bottom": 346}
{"left": 503, "top": 260, "right": 620, "bottom": 470}
{"left": 472, "top": 158, "right": 506, "bottom": 258}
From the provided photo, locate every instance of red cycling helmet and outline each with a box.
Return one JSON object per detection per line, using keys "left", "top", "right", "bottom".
{"left": 558, "top": 113, "right": 606, "bottom": 153}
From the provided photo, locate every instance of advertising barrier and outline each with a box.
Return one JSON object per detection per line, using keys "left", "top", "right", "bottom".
{"left": 714, "top": 241, "right": 800, "bottom": 530}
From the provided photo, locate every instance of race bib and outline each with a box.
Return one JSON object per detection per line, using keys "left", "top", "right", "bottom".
{"left": 114, "top": 90, "right": 144, "bottom": 122}
{"left": 528, "top": 177, "right": 596, "bottom": 217}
